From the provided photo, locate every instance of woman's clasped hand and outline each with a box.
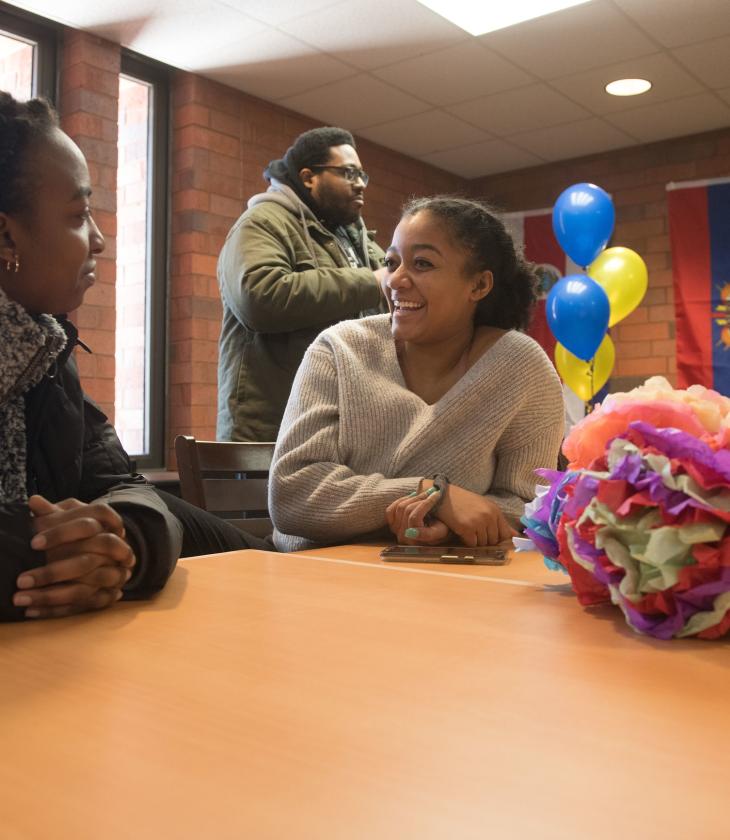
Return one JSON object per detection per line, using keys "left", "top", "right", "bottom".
{"left": 385, "top": 484, "right": 517, "bottom": 547}
{"left": 13, "top": 496, "right": 136, "bottom": 619}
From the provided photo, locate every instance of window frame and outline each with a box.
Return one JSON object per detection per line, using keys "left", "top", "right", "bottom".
{"left": 0, "top": 1, "right": 58, "bottom": 101}
{"left": 118, "top": 50, "right": 171, "bottom": 470}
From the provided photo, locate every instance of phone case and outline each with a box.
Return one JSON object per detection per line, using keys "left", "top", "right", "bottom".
{"left": 380, "top": 545, "right": 510, "bottom": 565}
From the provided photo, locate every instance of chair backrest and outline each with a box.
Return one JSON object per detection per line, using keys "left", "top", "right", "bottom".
{"left": 174, "top": 435, "right": 276, "bottom": 538}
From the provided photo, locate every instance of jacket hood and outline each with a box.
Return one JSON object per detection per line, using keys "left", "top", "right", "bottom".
{"left": 263, "top": 153, "right": 319, "bottom": 212}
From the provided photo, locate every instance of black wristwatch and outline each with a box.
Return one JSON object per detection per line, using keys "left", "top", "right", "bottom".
{"left": 430, "top": 474, "right": 450, "bottom": 513}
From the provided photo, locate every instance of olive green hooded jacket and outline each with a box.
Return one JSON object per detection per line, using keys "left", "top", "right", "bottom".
{"left": 216, "top": 180, "right": 385, "bottom": 442}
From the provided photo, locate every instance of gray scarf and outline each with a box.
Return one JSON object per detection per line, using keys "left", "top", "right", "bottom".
{"left": 0, "top": 286, "right": 67, "bottom": 503}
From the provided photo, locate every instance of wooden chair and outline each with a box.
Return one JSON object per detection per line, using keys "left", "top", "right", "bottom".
{"left": 174, "top": 435, "right": 276, "bottom": 538}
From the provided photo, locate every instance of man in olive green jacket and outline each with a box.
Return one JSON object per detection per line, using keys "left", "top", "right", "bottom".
{"left": 217, "top": 127, "right": 386, "bottom": 442}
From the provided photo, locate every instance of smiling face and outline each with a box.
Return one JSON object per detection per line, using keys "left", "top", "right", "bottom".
{"left": 383, "top": 210, "right": 493, "bottom": 345}
{"left": 300, "top": 144, "right": 366, "bottom": 226}
{"left": 0, "top": 128, "right": 104, "bottom": 315}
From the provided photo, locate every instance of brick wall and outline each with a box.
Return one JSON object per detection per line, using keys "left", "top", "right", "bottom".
{"left": 469, "top": 128, "right": 730, "bottom": 393}
{"left": 168, "top": 72, "right": 464, "bottom": 461}
{"left": 54, "top": 30, "right": 730, "bottom": 462}
{"left": 59, "top": 30, "right": 120, "bottom": 419}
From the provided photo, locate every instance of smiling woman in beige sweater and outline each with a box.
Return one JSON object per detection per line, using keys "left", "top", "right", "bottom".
{"left": 269, "top": 196, "right": 564, "bottom": 552}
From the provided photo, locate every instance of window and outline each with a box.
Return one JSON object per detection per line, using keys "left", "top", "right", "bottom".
{"left": 0, "top": 30, "right": 33, "bottom": 99}
{"left": 115, "top": 54, "right": 169, "bottom": 468}
{"left": 0, "top": 6, "right": 56, "bottom": 101}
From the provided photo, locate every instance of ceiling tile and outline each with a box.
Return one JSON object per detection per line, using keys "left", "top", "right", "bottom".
{"left": 277, "top": 0, "right": 468, "bottom": 70}
{"left": 421, "top": 139, "right": 543, "bottom": 178}
{"left": 278, "top": 75, "right": 430, "bottom": 131}
{"left": 479, "top": 0, "right": 656, "bottom": 80}
{"left": 373, "top": 41, "right": 531, "bottom": 107}
{"left": 112, "top": 2, "right": 267, "bottom": 66}
{"left": 673, "top": 35, "right": 730, "bottom": 90}
{"left": 551, "top": 52, "right": 704, "bottom": 115}
{"left": 198, "top": 30, "right": 357, "bottom": 101}
{"left": 11, "top": 1, "right": 268, "bottom": 62}
{"left": 223, "top": 0, "right": 346, "bottom": 27}
{"left": 613, "top": 0, "right": 730, "bottom": 48}
{"left": 509, "top": 118, "right": 637, "bottom": 161}
{"left": 605, "top": 92, "right": 730, "bottom": 143}
{"left": 447, "top": 83, "right": 590, "bottom": 136}
{"left": 357, "top": 110, "right": 489, "bottom": 156}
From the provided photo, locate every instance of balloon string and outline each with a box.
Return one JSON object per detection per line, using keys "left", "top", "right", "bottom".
{"left": 585, "top": 357, "right": 595, "bottom": 415}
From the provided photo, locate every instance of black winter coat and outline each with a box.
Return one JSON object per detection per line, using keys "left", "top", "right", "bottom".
{"left": 0, "top": 318, "right": 181, "bottom": 621}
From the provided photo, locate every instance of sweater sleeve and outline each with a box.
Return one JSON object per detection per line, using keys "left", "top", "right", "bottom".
{"left": 483, "top": 351, "right": 565, "bottom": 524}
{"left": 269, "top": 343, "right": 419, "bottom": 544}
{"left": 219, "top": 212, "right": 382, "bottom": 334}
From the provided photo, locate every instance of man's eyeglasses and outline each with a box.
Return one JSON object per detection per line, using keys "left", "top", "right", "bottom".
{"left": 309, "top": 165, "right": 369, "bottom": 186}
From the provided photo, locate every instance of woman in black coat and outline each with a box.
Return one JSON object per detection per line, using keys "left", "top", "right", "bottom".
{"left": 0, "top": 93, "right": 257, "bottom": 621}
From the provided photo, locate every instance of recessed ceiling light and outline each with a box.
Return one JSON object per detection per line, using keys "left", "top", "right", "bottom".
{"left": 416, "top": 0, "right": 592, "bottom": 36}
{"left": 605, "top": 78, "right": 652, "bottom": 97}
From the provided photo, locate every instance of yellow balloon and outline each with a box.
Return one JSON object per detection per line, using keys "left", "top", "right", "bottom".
{"left": 588, "top": 246, "right": 648, "bottom": 327}
{"left": 555, "top": 335, "right": 615, "bottom": 401}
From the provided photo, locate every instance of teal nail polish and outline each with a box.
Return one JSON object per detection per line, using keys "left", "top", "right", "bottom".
{"left": 407, "top": 491, "right": 418, "bottom": 498}
{"left": 404, "top": 527, "right": 419, "bottom": 538}
{"left": 425, "top": 486, "right": 439, "bottom": 496}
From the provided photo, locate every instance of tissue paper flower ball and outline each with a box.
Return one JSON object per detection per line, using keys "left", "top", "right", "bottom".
{"left": 561, "top": 422, "right": 730, "bottom": 640}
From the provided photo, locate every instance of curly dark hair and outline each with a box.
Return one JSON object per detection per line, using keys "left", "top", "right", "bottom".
{"left": 0, "top": 91, "right": 59, "bottom": 217}
{"left": 401, "top": 196, "right": 538, "bottom": 331}
{"left": 289, "top": 126, "right": 355, "bottom": 171}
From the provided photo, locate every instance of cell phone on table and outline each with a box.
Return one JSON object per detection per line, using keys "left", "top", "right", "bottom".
{"left": 380, "top": 545, "right": 510, "bottom": 565}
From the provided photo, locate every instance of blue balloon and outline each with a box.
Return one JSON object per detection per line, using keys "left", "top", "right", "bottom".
{"left": 552, "top": 183, "right": 615, "bottom": 268}
{"left": 547, "top": 274, "right": 610, "bottom": 361}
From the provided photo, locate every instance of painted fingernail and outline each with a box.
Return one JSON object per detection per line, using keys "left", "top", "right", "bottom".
{"left": 405, "top": 527, "right": 419, "bottom": 538}
{"left": 14, "top": 595, "right": 32, "bottom": 607}
{"left": 25, "top": 609, "right": 41, "bottom": 619}
{"left": 30, "top": 534, "right": 46, "bottom": 549}
{"left": 407, "top": 491, "right": 418, "bottom": 497}
{"left": 425, "top": 487, "right": 439, "bottom": 496}
{"left": 16, "top": 575, "right": 34, "bottom": 589}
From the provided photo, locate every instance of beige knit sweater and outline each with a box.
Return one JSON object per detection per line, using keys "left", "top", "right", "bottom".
{"left": 270, "top": 314, "right": 564, "bottom": 552}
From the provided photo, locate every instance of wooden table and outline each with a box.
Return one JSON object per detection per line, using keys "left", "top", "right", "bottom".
{"left": 1, "top": 546, "right": 728, "bottom": 839}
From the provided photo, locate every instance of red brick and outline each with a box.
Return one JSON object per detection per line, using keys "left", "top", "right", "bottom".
{"left": 62, "top": 88, "right": 118, "bottom": 121}
{"left": 643, "top": 287, "right": 667, "bottom": 306}
{"left": 209, "top": 108, "right": 241, "bottom": 138}
{"left": 651, "top": 269, "right": 674, "bottom": 288}
{"left": 174, "top": 189, "right": 210, "bottom": 212}
{"left": 616, "top": 322, "right": 670, "bottom": 342}
{"left": 73, "top": 136, "right": 118, "bottom": 167}
{"left": 648, "top": 305, "right": 675, "bottom": 323}
{"left": 645, "top": 233, "right": 670, "bottom": 253}
{"left": 616, "top": 357, "right": 668, "bottom": 377}
{"left": 178, "top": 125, "right": 240, "bottom": 158}
{"left": 174, "top": 103, "right": 210, "bottom": 129}
{"left": 64, "top": 32, "right": 121, "bottom": 74}
{"left": 652, "top": 339, "right": 676, "bottom": 357}
{"left": 613, "top": 183, "right": 666, "bottom": 207}
{"left": 61, "top": 63, "right": 119, "bottom": 99}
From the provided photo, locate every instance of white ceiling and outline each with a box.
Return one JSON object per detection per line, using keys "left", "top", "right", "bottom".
{"left": 5, "top": 0, "right": 730, "bottom": 177}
